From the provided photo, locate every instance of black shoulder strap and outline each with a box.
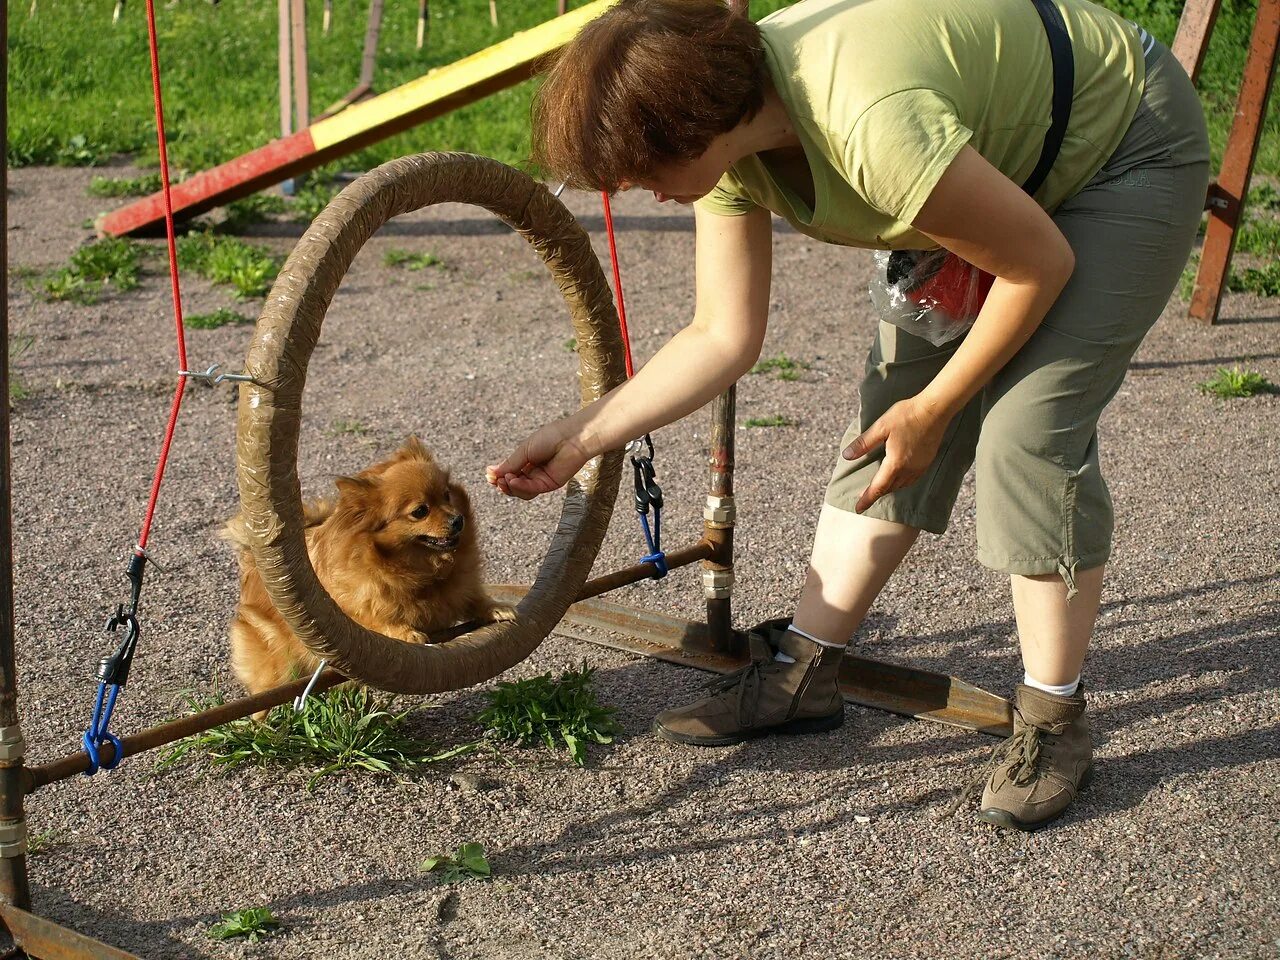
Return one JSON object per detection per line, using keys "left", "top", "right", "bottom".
{"left": 1021, "top": 0, "right": 1075, "bottom": 197}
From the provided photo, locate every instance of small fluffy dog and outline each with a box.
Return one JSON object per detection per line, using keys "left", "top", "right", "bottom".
{"left": 225, "top": 437, "right": 513, "bottom": 696}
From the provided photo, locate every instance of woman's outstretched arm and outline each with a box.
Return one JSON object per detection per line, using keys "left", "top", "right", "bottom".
{"left": 486, "top": 204, "right": 773, "bottom": 499}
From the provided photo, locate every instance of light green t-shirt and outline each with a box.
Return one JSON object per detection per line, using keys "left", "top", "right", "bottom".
{"left": 695, "top": 0, "right": 1146, "bottom": 249}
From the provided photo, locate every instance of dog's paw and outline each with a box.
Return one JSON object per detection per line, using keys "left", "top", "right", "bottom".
{"left": 487, "top": 602, "right": 518, "bottom": 623}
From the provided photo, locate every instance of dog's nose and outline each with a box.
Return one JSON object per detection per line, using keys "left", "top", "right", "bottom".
{"left": 449, "top": 514, "right": 465, "bottom": 535}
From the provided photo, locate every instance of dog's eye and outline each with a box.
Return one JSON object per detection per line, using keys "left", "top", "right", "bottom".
{"left": 409, "top": 504, "right": 431, "bottom": 520}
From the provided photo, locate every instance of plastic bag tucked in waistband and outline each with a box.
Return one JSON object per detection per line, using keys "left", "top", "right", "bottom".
{"left": 868, "top": 249, "right": 995, "bottom": 347}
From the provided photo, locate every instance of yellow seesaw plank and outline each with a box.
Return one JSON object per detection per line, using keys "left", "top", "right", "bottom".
{"left": 311, "top": 0, "right": 619, "bottom": 151}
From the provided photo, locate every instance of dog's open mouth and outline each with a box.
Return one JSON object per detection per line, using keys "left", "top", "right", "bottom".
{"left": 416, "top": 534, "right": 461, "bottom": 552}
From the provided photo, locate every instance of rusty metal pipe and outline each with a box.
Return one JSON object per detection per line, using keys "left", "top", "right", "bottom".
{"left": 703, "top": 387, "right": 739, "bottom": 658}
{"left": 0, "top": 2, "right": 33, "bottom": 907}
{"left": 23, "top": 671, "right": 345, "bottom": 794}
{"left": 575, "top": 539, "right": 716, "bottom": 601}
{"left": 23, "top": 538, "right": 726, "bottom": 794}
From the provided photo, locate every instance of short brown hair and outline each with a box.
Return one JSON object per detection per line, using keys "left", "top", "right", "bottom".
{"left": 532, "top": 0, "right": 767, "bottom": 191}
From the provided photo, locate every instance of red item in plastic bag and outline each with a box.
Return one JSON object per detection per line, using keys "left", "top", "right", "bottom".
{"left": 907, "top": 252, "right": 996, "bottom": 319}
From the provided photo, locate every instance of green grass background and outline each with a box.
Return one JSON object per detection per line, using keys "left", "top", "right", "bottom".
{"left": 6, "top": 0, "right": 1278, "bottom": 177}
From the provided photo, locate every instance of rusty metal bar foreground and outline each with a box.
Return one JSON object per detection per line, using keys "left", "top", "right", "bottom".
{"left": 21, "top": 535, "right": 722, "bottom": 795}
{"left": 0, "top": 905, "right": 141, "bottom": 960}
{"left": 490, "top": 587, "right": 1014, "bottom": 736}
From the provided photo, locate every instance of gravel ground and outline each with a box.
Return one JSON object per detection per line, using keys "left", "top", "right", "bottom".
{"left": 4, "top": 164, "right": 1278, "bottom": 959}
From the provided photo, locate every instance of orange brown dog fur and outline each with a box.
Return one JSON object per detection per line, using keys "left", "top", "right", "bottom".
{"left": 224, "top": 437, "right": 513, "bottom": 697}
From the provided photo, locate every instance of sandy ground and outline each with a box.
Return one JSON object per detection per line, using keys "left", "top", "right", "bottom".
{"left": 3, "top": 163, "right": 1278, "bottom": 959}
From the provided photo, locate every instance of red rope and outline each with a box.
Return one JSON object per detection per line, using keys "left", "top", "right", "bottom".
{"left": 599, "top": 191, "right": 633, "bottom": 378}
{"left": 135, "top": 0, "right": 189, "bottom": 554}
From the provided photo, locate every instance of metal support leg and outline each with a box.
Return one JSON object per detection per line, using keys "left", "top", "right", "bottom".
{"left": 703, "top": 387, "right": 741, "bottom": 660}
{"left": 0, "top": 5, "right": 32, "bottom": 908}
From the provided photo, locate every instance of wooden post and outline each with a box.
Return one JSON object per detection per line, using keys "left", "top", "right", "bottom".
{"left": 290, "top": 0, "right": 310, "bottom": 130}
{"left": 278, "top": 0, "right": 292, "bottom": 140}
{"left": 418, "top": 0, "right": 428, "bottom": 49}
{"left": 1187, "top": 0, "right": 1280, "bottom": 324}
{"left": 1172, "top": 0, "right": 1223, "bottom": 84}
{"left": 358, "top": 0, "right": 384, "bottom": 97}
{"left": 490, "top": 0, "right": 499, "bottom": 27}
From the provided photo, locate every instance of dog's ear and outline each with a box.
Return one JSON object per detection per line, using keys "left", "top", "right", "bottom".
{"left": 395, "top": 435, "right": 433, "bottom": 463}
{"left": 333, "top": 475, "right": 383, "bottom": 530}
{"left": 334, "top": 474, "right": 376, "bottom": 499}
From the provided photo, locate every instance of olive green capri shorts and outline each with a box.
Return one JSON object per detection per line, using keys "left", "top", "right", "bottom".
{"left": 827, "top": 40, "right": 1210, "bottom": 595}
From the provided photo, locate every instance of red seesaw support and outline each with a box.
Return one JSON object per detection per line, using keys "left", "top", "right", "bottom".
{"left": 1173, "top": 0, "right": 1280, "bottom": 324}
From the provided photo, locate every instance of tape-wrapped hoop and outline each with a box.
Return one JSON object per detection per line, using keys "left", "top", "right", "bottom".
{"left": 235, "top": 152, "right": 625, "bottom": 694}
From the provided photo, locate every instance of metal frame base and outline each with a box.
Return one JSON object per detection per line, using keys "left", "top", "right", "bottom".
{"left": 490, "top": 587, "right": 1013, "bottom": 737}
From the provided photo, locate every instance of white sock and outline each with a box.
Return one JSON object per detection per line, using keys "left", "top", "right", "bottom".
{"left": 773, "top": 622, "right": 848, "bottom": 663}
{"left": 1023, "top": 672, "right": 1080, "bottom": 697}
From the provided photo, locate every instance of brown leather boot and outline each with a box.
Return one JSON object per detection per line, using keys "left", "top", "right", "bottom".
{"left": 974, "top": 683, "right": 1093, "bottom": 831}
{"left": 652, "top": 623, "right": 845, "bottom": 747}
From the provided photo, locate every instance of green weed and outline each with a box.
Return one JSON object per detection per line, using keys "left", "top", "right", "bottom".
{"left": 221, "top": 192, "right": 288, "bottom": 232}
{"left": 185, "top": 308, "right": 252, "bottom": 330}
{"left": 26, "top": 829, "right": 66, "bottom": 857}
{"left": 87, "top": 173, "right": 163, "bottom": 198}
{"left": 563, "top": 337, "right": 578, "bottom": 352}
{"left": 474, "top": 665, "right": 619, "bottom": 766}
{"left": 40, "top": 270, "right": 97, "bottom": 304}
{"left": 330, "top": 419, "right": 371, "bottom": 436}
{"left": 384, "top": 248, "right": 444, "bottom": 271}
{"left": 176, "top": 232, "right": 280, "bottom": 300}
{"left": 1227, "top": 261, "right": 1280, "bottom": 298}
{"left": 421, "top": 843, "right": 491, "bottom": 884}
{"left": 157, "top": 686, "right": 469, "bottom": 790}
{"left": 289, "top": 179, "right": 343, "bottom": 223}
{"left": 1236, "top": 219, "right": 1280, "bottom": 258}
{"left": 70, "top": 237, "right": 141, "bottom": 290}
{"left": 750, "top": 354, "right": 810, "bottom": 381}
{"left": 40, "top": 237, "right": 143, "bottom": 303}
{"left": 744, "top": 415, "right": 796, "bottom": 428}
{"left": 207, "top": 908, "right": 280, "bottom": 944}
{"left": 1197, "top": 366, "right": 1278, "bottom": 399}
{"left": 1245, "top": 181, "right": 1280, "bottom": 213}
{"left": 6, "top": 336, "right": 34, "bottom": 406}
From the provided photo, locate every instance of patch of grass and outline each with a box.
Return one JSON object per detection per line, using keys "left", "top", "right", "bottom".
{"left": 750, "top": 354, "right": 810, "bottom": 381}
{"left": 1246, "top": 181, "right": 1280, "bottom": 213}
{"left": 1236, "top": 219, "right": 1280, "bottom": 258}
{"left": 7, "top": 1, "right": 1278, "bottom": 181}
{"left": 1227, "top": 261, "right": 1280, "bottom": 298}
{"left": 70, "top": 237, "right": 142, "bottom": 289}
{"left": 39, "top": 237, "right": 143, "bottom": 304}
{"left": 157, "top": 686, "right": 469, "bottom": 789}
{"left": 330, "top": 419, "right": 371, "bottom": 436}
{"left": 87, "top": 173, "right": 163, "bottom": 198}
{"left": 743, "top": 415, "right": 796, "bottom": 428}
{"left": 208, "top": 908, "right": 280, "bottom": 944}
{"left": 384, "top": 248, "right": 444, "bottom": 271}
{"left": 1179, "top": 255, "right": 1200, "bottom": 302}
{"left": 6, "top": 336, "right": 34, "bottom": 406}
{"left": 26, "top": 829, "right": 66, "bottom": 857}
{"left": 185, "top": 307, "right": 252, "bottom": 330}
{"left": 176, "top": 232, "right": 280, "bottom": 300}
{"left": 289, "top": 178, "right": 343, "bottom": 223}
{"left": 1197, "top": 366, "right": 1278, "bottom": 399}
{"left": 563, "top": 337, "right": 577, "bottom": 353}
{"left": 420, "top": 843, "right": 492, "bottom": 884}
{"left": 40, "top": 270, "right": 98, "bottom": 304}
{"left": 221, "top": 192, "right": 288, "bottom": 232}
{"left": 474, "top": 665, "right": 619, "bottom": 766}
